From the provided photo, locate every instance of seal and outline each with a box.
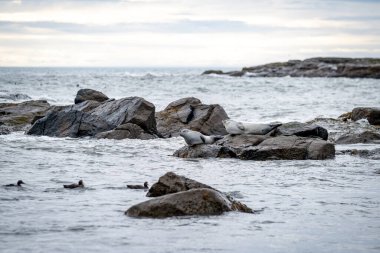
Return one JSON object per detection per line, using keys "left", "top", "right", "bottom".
{"left": 4, "top": 180, "right": 25, "bottom": 187}
{"left": 127, "top": 182, "right": 148, "bottom": 189}
{"left": 63, "top": 180, "right": 84, "bottom": 189}
{"left": 222, "top": 119, "right": 282, "bottom": 135}
{"left": 179, "top": 129, "right": 223, "bottom": 146}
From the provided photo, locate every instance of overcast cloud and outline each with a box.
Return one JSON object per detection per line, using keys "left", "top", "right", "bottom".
{"left": 0, "top": 0, "right": 379, "bottom": 67}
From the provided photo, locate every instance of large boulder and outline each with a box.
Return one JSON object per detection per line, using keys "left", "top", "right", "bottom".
{"left": 173, "top": 144, "right": 236, "bottom": 158}
{"left": 351, "top": 107, "right": 380, "bottom": 125}
{"left": 125, "top": 188, "right": 247, "bottom": 218}
{"left": 146, "top": 172, "right": 215, "bottom": 197}
{"left": 239, "top": 136, "right": 335, "bottom": 160}
{"left": 74, "top": 89, "right": 109, "bottom": 104}
{"left": 95, "top": 123, "right": 155, "bottom": 140}
{"left": 156, "top": 97, "right": 228, "bottom": 137}
{"left": 27, "top": 96, "right": 157, "bottom": 138}
{"left": 274, "top": 122, "right": 328, "bottom": 140}
{"left": 0, "top": 100, "right": 51, "bottom": 131}
{"left": 335, "top": 131, "right": 380, "bottom": 144}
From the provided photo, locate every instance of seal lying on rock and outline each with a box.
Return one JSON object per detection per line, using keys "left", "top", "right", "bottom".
{"left": 127, "top": 182, "right": 149, "bottom": 189}
{"left": 222, "top": 119, "right": 282, "bottom": 135}
{"left": 4, "top": 180, "right": 25, "bottom": 187}
{"left": 63, "top": 180, "right": 84, "bottom": 189}
{"left": 179, "top": 129, "right": 223, "bottom": 146}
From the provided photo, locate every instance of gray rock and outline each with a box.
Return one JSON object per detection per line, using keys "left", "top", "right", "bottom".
{"left": 0, "top": 93, "right": 32, "bottom": 101}
{"left": 338, "top": 148, "right": 380, "bottom": 160}
{"left": 215, "top": 134, "right": 268, "bottom": 153}
{"left": 275, "top": 122, "right": 328, "bottom": 140}
{"left": 74, "top": 89, "right": 109, "bottom": 104}
{"left": 125, "top": 188, "right": 245, "bottom": 218}
{"left": 173, "top": 144, "right": 236, "bottom": 158}
{"left": 146, "top": 172, "right": 215, "bottom": 197}
{"left": 335, "top": 131, "right": 380, "bottom": 144}
{"left": 238, "top": 136, "right": 335, "bottom": 160}
{"left": 27, "top": 96, "right": 157, "bottom": 138}
{"left": 0, "top": 126, "right": 11, "bottom": 135}
{"left": 0, "top": 100, "right": 51, "bottom": 132}
{"left": 201, "top": 70, "right": 224, "bottom": 75}
{"left": 351, "top": 107, "right": 380, "bottom": 125}
{"left": 156, "top": 97, "right": 228, "bottom": 137}
{"left": 95, "top": 123, "right": 155, "bottom": 140}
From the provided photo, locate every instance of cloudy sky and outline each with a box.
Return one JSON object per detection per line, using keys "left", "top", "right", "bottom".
{"left": 0, "top": 0, "right": 379, "bottom": 67}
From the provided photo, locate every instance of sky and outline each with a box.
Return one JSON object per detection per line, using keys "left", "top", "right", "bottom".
{"left": 0, "top": 0, "right": 379, "bottom": 67}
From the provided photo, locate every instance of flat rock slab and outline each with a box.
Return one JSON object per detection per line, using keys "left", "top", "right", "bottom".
{"left": 95, "top": 123, "right": 155, "bottom": 140}
{"left": 174, "top": 144, "right": 236, "bottom": 158}
{"left": 275, "top": 122, "right": 328, "bottom": 140}
{"left": 126, "top": 188, "right": 239, "bottom": 218}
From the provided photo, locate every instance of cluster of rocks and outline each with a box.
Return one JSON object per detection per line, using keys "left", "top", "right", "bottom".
{"left": 1, "top": 88, "right": 379, "bottom": 161}
{"left": 125, "top": 172, "right": 253, "bottom": 218}
{"left": 202, "top": 57, "right": 380, "bottom": 78}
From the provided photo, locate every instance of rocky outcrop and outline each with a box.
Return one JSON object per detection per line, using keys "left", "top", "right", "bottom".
{"left": 146, "top": 172, "right": 215, "bottom": 197}
{"left": 0, "top": 100, "right": 51, "bottom": 131}
{"left": 174, "top": 135, "right": 335, "bottom": 160}
{"left": 95, "top": 123, "right": 155, "bottom": 140}
{"left": 335, "top": 131, "right": 380, "bottom": 144}
{"left": 156, "top": 97, "right": 228, "bottom": 137}
{"left": 202, "top": 57, "right": 380, "bottom": 79}
{"left": 74, "top": 89, "right": 109, "bottom": 104}
{"left": 27, "top": 96, "right": 157, "bottom": 138}
{"left": 126, "top": 189, "right": 239, "bottom": 218}
{"left": 125, "top": 172, "right": 253, "bottom": 218}
{"left": 274, "top": 122, "right": 328, "bottom": 140}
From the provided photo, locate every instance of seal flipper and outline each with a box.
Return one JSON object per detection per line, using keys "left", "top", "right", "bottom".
{"left": 200, "top": 135, "right": 206, "bottom": 144}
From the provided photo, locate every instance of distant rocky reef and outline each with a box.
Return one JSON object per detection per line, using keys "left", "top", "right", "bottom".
{"left": 202, "top": 57, "right": 380, "bottom": 78}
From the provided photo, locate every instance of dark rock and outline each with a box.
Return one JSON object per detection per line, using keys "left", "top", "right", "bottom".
{"left": 156, "top": 97, "right": 228, "bottom": 137}
{"left": 95, "top": 123, "right": 155, "bottom": 140}
{"left": 203, "top": 57, "right": 380, "bottom": 78}
{"left": 74, "top": 89, "right": 109, "bottom": 104}
{"left": 351, "top": 107, "right": 380, "bottom": 125}
{"left": 27, "top": 96, "right": 157, "bottom": 138}
{"left": 338, "top": 148, "right": 380, "bottom": 160}
{"left": 146, "top": 172, "right": 214, "bottom": 197}
{"left": 125, "top": 188, "right": 245, "bottom": 218}
{"left": 215, "top": 134, "right": 268, "bottom": 153}
{"left": 0, "top": 126, "right": 11, "bottom": 135}
{"left": 335, "top": 131, "right": 380, "bottom": 144}
{"left": 224, "top": 71, "right": 246, "bottom": 77}
{"left": 173, "top": 144, "right": 236, "bottom": 158}
{"left": 238, "top": 136, "right": 335, "bottom": 160}
{"left": 201, "top": 70, "right": 224, "bottom": 75}
{"left": 0, "top": 100, "right": 51, "bottom": 131}
{"left": 275, "top": 122, "right": 328, "bottom": 140}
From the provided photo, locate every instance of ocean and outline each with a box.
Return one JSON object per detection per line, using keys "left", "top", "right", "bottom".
{"left": 1, "top": 67, "right": 379, "bottom": 253}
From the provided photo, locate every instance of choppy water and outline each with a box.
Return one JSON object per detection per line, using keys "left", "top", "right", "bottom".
{"left": 0, "top": 68, "right": 380, "bottom": 253}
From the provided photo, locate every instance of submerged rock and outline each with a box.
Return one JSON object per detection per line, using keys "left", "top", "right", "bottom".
{"left": 335, "top": 131, "right": 380, "bottom": 144}
{"left": 274, "top": 122, "right": 328, "bottom": 140}
{"left": 0, "top": 100, "right": 51, "bottom": 131}
{"left": 126, "top": 188, "right": 237, "bottom": 218}
{"left": 27, "top": 96, "right": 157, "bottom": 138}
{"left": 203, "top": 57, "right": 380, "bottom": 79}
{"left": 338, "top": 148, "right": 380, "bottom": 160}
{"left": 74, "top": 89, "right": 109, "bottom": 104}
{"left": 156, "top": 97, "right": 228, "bottom": 137}
{"left": 351, "top": 107, "right": 380, "bottom": 125}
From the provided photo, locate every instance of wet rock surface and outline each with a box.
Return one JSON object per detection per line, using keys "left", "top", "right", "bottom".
{"left": 95, "top": 123, "right": 156, "bottom": 140}
{"left": 274, "top": 122, "right": 328, "bottom": 140}
{"left": 74, "top": 89, "right": 109, "bottom": 104}
{"left": 202, "top": 57, "right": 380, "bottom": 78}
{"left": 335, "top": 131, "right": 380, "bottom": 144}
{"left": 338, "top": 148, "right": 380, "bottom": 160}
{"left": 174, "top": 144, "right": 236, "bottom": 158}
{"left": 156, "top": 97, "right": 228, "bottom": 137}
{"left": 0, "top": 100, "right": 51, "bottom": 131}
{"left": 126, "top": 172, "right": 253, "bottom": 218}
{"left": 351, "top": 107, "right": 380, "bottom": 125}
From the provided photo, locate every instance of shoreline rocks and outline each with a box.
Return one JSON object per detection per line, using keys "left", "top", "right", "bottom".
{"left": 202, "top": 57, "right": 380, "bottom": 79}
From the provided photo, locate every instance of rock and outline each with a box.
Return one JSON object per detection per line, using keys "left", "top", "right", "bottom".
{"left": 201, "top": 70, "right": 224, "bottom": 75}
{"left": 275, "top": 122, "right": 328, "bottom": 140}
{"left": 0, "top": 93, "right": 32, "bottom": 101}
{"left": 0, "top": 126, "right": 11, "bottom": 135}
{"left": 27, "top": 96, "right": 157, "bottom": 138}
{"left": 125, "top": 188, "right": 246, "bottom": 218}
{"left": 74, "top": 89, "right": 109, "bottom": 104}
{"left": 146, "top": 172, "right": 215, "bottom": 197}
{"left": 335, "top": 131, "right": 380, "bottom": 144}
{"left": 0, "top": 100, "right": 51, "bottom": 131}
{"left": 338, "top": 148, "right": 380, "bottom": 160}
{"left": 215, "top": 134, "right": 268, "bottom": 153}
{"left": 95, "top": 123, "right": 155, "bottom": 140}
{"left": 351, "top": 107, "right": 380, "bottom": 125}
{"left": 156, "top": 97, "right": 228, "bottom": 137}
{"left": 224, "top": 71, "right": 246, "bottom": 77}
{"left": 202, "top": 57, "right": 380, "bottom": 78}
{"left": 238, "top": 136, "right": 335, "bottom": 160}
{"left": 173, "top": 144, "right": 236, "bottom": 158}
